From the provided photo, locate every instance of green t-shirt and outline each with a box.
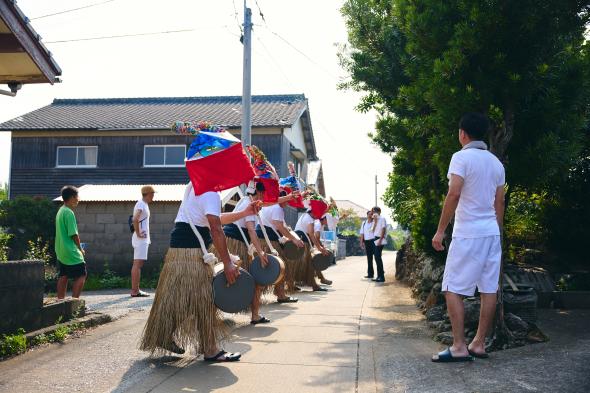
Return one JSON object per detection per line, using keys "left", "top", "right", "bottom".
{"left": 55, "top": 206, "right": 84, "bottom": 265}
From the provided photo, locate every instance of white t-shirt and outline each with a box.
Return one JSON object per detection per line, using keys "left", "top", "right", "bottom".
{"left": 259, "top": 204, "right": 285, "bottom": 232}
{"left": 232, "top": 197, "right": 257, "bottom": 228}
{"left": 372, "top": 216, "right": 388, "bottom": 246}
{"left": 175, "top": 191, "right": 221, "bottom": 228}
{"left": 314, "top": 220, "right": 322, "bottom": 234}
{"left": 325, "top": 213, "right": 339, "bottom": 231}
{"left": 359, "top": 220, "right": 374, "bottom": 240}
{"left": 131, "top": 199, "right": 151, "bottom": 246}
{"left": 447, "top": 147, "right": 505, "bottom": 238}
{"left": 295, "top": 213, "right": 315, "bottom": 239}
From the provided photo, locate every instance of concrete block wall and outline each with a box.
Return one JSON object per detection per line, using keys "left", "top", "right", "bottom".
{"left": 75, "top": 202, "right": 180, "bottom": 275}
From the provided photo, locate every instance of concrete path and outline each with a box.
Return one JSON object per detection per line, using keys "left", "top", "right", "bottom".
{"left": 1, "top": 251, "right": 589, "bottom": 392}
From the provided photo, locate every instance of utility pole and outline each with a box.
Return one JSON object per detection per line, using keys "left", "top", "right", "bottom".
{"left": 374, "top": 174, "right": 378, "bottom": 207}
{"left": 241, "top": 1, "right": 253, "bottom": 148}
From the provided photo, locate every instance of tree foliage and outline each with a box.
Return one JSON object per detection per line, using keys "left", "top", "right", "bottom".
{"left": 341, "top": 0, "right": 590, "bottom": 264}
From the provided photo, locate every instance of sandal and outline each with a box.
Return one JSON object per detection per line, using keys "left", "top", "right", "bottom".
{"left": 313, "top": 287, "right": 328, "bottom": 292}
{"left": 204, "top": 350, "right": 241, "bottom": 362}
{"left": 277, "top": 296, "right": 298, "bottom": 303}
{"left": 250, "top": 316, "right": 271, "bottom": 325}
{"left": 320, "top": 279, "right": 332, "bottom": 285}
{"left": 432, "top": 348, "right": 473, "bottom": 363}
{"left": 131, "top": 290, "right": 150, "bottom": 297}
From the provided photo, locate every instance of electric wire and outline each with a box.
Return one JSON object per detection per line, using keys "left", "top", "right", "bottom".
{"left": 30, "top": 0, "right": 117, "bottom": 20}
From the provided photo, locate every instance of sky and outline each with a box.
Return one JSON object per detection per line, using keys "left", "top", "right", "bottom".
{"left": 0, "top": 0, "right": 394, "bottom": 219}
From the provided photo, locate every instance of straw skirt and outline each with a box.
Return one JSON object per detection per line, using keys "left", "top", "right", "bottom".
{"left": 140, "top": 247, "right": 227, "bottom": 356}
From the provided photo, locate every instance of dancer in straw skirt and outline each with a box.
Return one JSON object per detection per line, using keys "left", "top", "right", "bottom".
{"left": 140, "top": 185, "right": 261, "bottom": 360}
{"left": 294, "top": 202, "right": 331, "bottom": 291}
{"left": 141, "top": 121, "right": 258, "bottom": 362}
{"left": 257, "top": 190, "right": 306, "bottom": 296}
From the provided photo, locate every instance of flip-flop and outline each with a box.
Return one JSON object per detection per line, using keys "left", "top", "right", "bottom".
{"left": 204, "top": 350, "right": 241, "bottom": 362}
{"left": 131, "top": 290, "right": 150, "bottom": 297}
{"left": 277, "top": 296, "right": 298, "bottom": 303}
{"left": 162, "top": 341, "right": 185, "bottom": 355}
{"left": 432, "top": 348, "right": 473, "bottom": 363}
{"left": 468, "top": 349, "right": 489, "bottom": 359}
{"left": 250, "top": 316, "right": 271, "bottom": 325}
{"left": 313, "top": 287, "right": 328, "bottom": 292}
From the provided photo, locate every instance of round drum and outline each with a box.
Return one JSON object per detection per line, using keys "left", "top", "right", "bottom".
{"left": 282, "top": 241, "right": 304, "bottom": 260}
{"left": 311, "top": 249, "right": 333, "bottom": 271}
{"left": 250, "top": 254, "right": 286, "bottom": 286}
{"left": 212, "top": 267, "right": 255, "bottom": 313}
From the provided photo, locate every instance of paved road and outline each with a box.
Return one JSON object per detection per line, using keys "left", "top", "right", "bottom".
{"left": 0, "top": 251, "right": 589, "bottom": 392}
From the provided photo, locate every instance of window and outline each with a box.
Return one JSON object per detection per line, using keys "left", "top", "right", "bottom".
{"left": 143, "top": 145, "right": 186, "bottom": 167}
{"left": 56, "top": 146, "right": 98, "bottom": 167}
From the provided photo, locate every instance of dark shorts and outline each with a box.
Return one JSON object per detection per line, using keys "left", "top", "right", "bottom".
{"left": 58, "top": 262, "right": 87, "bottom": 278}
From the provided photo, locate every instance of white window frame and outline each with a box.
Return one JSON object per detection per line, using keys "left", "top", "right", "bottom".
{"left": 56, "top": 146, "right": 98, "bottom": 168}
{"left": 143, "top": 145, "right": 186, "bottom": 168}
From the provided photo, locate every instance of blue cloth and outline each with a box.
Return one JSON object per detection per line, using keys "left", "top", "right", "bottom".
{"left": 187, "top": 133, "right": 234, "bottom": 160}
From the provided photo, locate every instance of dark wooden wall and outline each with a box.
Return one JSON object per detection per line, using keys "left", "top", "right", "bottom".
{"left": 10, "top": 134, "right": 284, "bottom": 198}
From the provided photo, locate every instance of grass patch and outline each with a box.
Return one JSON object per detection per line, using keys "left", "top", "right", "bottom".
{"left": 0, "top": 328, "right": 27, "bottom": 357}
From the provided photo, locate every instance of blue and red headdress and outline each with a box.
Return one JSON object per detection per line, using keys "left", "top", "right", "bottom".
{"left": 172, "top": 121, "right": 255, "bottom": 195}
{"left": 247, "top": 145, "right": 280, "bottom": 203}
{"left": 279, "top": 161, "right": 306, "bottom": 208}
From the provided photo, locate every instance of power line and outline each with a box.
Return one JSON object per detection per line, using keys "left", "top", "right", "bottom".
{"left": 260, "top": 25, "right": 339, "bottom": 80}
{"left": 255, "top": 35, "right": 296, "bottom": 90}
{"left": 231, "top": 0, "right": 243, "bottom": 36}
{"left": 254, "top": 0, "right": 266, "bottom": 24}
{"left": 30, "top": 0, "right": 117, "bottom": 20}
{"left": 44, "top": 28, "right": 198, "bottom": 44}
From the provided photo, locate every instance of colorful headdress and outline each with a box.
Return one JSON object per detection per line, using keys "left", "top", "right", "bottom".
{"left": 328, "top": 197, "right": 339, "bottom": 217}
{"left": 172, "top": 121, "right": 255, "bottom": 195}
{"left": 279, "top": 161, "right": 306, "bottom": 208}
{"left": 246, "top": 145, "right": 280, "bottom": 202}
{"left": 308, "top": 192, "right": 329, "bottom": 219}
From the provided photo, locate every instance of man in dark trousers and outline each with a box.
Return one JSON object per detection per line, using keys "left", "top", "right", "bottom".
{"left": 371, "top": 206, "right": 388, "bottom": 282}
{"left": 359, "top": 210, "right": 375, "bottom": 279}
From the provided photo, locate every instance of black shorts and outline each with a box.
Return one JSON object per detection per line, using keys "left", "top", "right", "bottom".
{"left": 58, "top": 262, "right": 87, "bottom": 279}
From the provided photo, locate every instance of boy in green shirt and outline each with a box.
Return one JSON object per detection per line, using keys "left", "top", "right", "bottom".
{"left": 55, "top": 186, "right": 87, "bottom": 299}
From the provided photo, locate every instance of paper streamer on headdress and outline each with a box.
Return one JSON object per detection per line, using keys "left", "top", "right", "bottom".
{"left": 172, "top": 121, "right": 255, "bottom": 196}
{"left": 247, "top": 145, "right": 280, "bottom": 203}
{"left": 279, "top": 161, "right": 306, "bottom": 208}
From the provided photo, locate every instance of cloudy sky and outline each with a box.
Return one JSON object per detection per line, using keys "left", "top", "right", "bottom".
{"left": 0, "top": 0, "right": 393, "bottom": 218}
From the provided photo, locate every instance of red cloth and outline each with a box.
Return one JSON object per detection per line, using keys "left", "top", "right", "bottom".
{"left": 259, "top": 178, "right": 279, "bottom": 203}
{"left": 283, "top": 186, "right": 305, "bottom": 209}
{"left": 309, "top": 200, "right": 328, "bottom": 219}
{"left": 186, "top": 143, "right": 255, "bottom": 195}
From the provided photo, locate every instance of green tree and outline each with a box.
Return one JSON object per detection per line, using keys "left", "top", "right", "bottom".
{"left": 336, "top": 208, "right": 362, "bottom": 235}
{"left": 0, "top": 183, "right": 8, "bottom": 201}
{"left": 341, "top": 0, "right": 590, "bottom": 346}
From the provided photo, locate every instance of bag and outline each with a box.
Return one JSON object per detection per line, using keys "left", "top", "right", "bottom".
{"left": 129, "top": 215, "right": 146, "bottom": 233}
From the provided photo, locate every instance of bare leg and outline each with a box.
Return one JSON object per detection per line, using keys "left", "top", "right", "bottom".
{"left": 57, "top": 276, "right": 68, "bottom": 299}
{"left": 131, "top": 259, "right": 145, "bottom": 295}
{"left": 71, "top": 275, "right": 86, "bottom": 298}
{"left": 251, "top": 286, "right": 263, "bottom": 321}
{"left": 445, "top": 292, "right": 469, "bottom": 356}
{"left": 468, "top": 292, "right": 497, "bottom": 354}
{"left": 274, "top": 281, "right": 287, "bottom": 299}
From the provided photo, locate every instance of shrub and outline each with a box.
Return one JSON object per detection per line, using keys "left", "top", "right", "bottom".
{"left": 0, "top": 328, "right": 27, "bottom": 357}
{"left": 0, "top": 229, "right": 11, "bottom": 262}
{"left": 0, "top": 196, "right": 59, "bottom": 261}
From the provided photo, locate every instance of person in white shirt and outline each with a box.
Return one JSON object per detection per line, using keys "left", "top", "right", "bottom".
{"left": 130, "top": 185, "right": 155, "bottom": 297}
{"left": 295, "top": 211, "right": 330, "bottom": 291}
{"left": 431, "top": 113, "right": 505, "bottom": 363}
{"left": 257, "top": 190, "right": 305, "bottom": 294}
{"left": 140, "top": 183, "right": 260, "bottom": 362}
{"left": 314, "top": 216, "right": 332, "bottom": 285}
{"left": 371, "top": 207, "right": 388, "bottom": 282}
{"left": 359, "top": 210, "right": 375, "bottom": 278}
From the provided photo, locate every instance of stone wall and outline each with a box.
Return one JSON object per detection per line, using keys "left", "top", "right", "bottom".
{"left": 75, "top": 201, "right": 180, "bottom": 275}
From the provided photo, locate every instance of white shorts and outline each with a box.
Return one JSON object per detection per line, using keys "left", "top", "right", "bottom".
{"left": 441, "top": 235, "right": 501, "bottom": 296}
{"left": 133, "top": 243, "right": 149, "bottom": 260}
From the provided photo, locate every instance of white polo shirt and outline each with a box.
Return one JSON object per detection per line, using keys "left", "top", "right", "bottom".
{"left": 372, "top": 216, "right": 388, "bottom": 246}
{"left": 259, "top": 204, "right": 285, "bottom": 232}
{"left": 131, "top": 199, "right": 151, "bottom": 246}
{"left": 175, "top": 191, "right": 221, "bottom": 228}
{"left": 232, "top": 197, "right": 257, "bottom": 228}
{"left": 359, "top": 220, "right": 374, "bottom": 240}
{"left": 447, "top": 147, "right": 505, "bottom": 238}
{"left": 295, "top": 213, "right": 315, "bottom": 236}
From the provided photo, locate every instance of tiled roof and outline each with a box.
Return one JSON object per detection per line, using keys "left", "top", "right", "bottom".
{"left": 53, "top": 184, "right": 243, "bottom": 205}
{"left": 334, "top": 200, "right": 370, "bottom": 218}
{"left": 0, "top": 94, "right": 307, "bottom": 130}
